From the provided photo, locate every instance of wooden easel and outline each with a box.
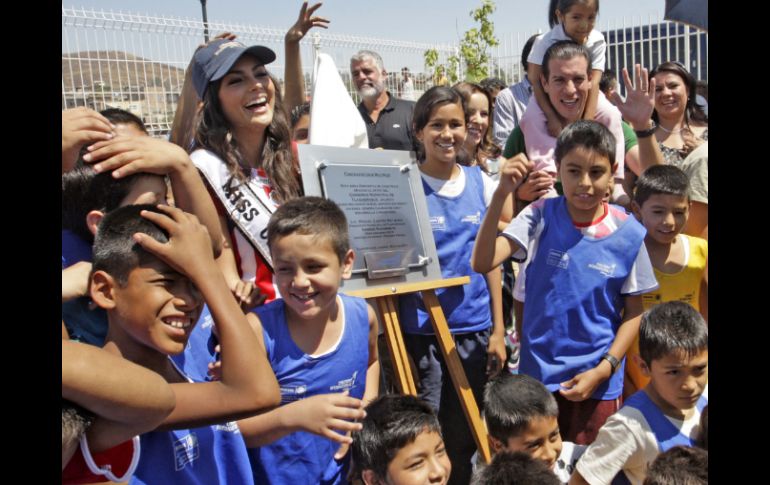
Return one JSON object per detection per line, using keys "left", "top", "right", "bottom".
{"left": 347, "top": 276, "right": 492, "bottom": 464}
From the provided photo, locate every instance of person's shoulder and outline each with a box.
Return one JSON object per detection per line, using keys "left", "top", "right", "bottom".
{"left": 189, "top": 148, "right": 222, "bottom": 168}
{"left": 252, "top": 299, "right": 287, "bottom": 330}
{"left": 588, "top": 28, "right": 606, "bottom": 45}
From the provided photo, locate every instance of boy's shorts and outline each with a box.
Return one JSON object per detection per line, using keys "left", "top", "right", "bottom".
{"left": 553, "top": 392, "right": 622, "bottom": 445}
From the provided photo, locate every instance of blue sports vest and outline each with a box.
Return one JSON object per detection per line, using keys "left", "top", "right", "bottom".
{"left": 170, "top": 305, "right": 218, "bottom": 383}
{"left": 130, "top": 362, "right": 254, "bottom": 485}
{"left": 399, "top": 165, "right": 492, "bottom": 334}
{"left": 611, "top": 390, "right": 707, "bottom": 485}
{"left": 248, "top": 294, "right": 370, "bottom": 485}
{"left": 520, "top": 197, "right": 646, "bottom": 400}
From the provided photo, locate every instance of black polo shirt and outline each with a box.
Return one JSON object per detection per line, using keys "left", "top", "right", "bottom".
{"left": 357, "top": 91, "right": 415, "bottom": 151}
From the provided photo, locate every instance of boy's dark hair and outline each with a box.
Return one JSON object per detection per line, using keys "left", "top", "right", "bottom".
{"left": 62, "top": 399, "right": 95, "bottom": 450}
{"left": 62, "top": 166, "right": 163, "bottom": 244}
{"left": 633, "top": 164, "right": 690, "bottom": 207}
{"left": 471, "top": 451, "right": 561, "bottom": 485}
{"left": 554, "top": 120, "right": 616, "bottom": 169}
{"left": 642, "top": 446, "right": 708, "bottom": 485}
{"left": 483, "top": 373, "right": 559, "bottom": 443}
{"left": 639, "top": 301, "right": 708, "bottom": 366}
{"left": 290, "top": 103, "right": 310, "bottom": 128}
{"left": 542, "top": 40, "right": 592, "bottom": 79}
{"left": 351, "top": 394, "right": 443, "bottom": 481}
{"left": 599, "top": 69, "right": 617, "bottom": 95}
{"left": 100, "top": 108, "right": 148, "bottom": 134}
{"left": 91, "top": 204, "right": 169, "bottom": 286}
{"left": 266, "top": 196, "right": 350, "bottom": 262}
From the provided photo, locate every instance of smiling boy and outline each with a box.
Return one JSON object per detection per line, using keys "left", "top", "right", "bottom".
{"left": 236, "top": 196, "right": 380, "bottom": 485}
{"left": 472, "top": 120, "right": 658, "bottom": 444}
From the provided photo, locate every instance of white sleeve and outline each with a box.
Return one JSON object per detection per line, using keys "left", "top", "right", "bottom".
{"left": 501, "top": 200, "right": 544, "bottom": 262}
{"left": 621, "top": 243, "right": 659, "bottom": 295}
{"left": 493, "top": 87, "right": 516, "bottom": 146}
{"left": 481, "top": 172, "right": 498, "bottom": 207}
{"left": 526, "top": 32, "right": 548, "bottom": 66}
{"left": 575, "top": 409, "right": 652, "bottom": 485}
{"left": 588, "top": 30, "right": 607, "bottom": 71}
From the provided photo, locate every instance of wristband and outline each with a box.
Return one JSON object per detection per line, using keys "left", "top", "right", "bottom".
{"left": 601, "top": 353, "right": 620, "bottom": 374}
{"left": 634, "top": 122, "right": 657, "bottom": 138}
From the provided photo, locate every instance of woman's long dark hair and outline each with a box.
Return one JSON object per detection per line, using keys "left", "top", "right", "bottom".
{"left": 194, "top": 72, "right": 301, "bottom": 204}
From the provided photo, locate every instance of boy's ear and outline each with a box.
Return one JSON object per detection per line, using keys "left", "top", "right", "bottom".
{"left": 631, "top": 200, "right": 642, "bottom": 219}
{"left": 90, "top": 270, "right": 118, "bottom": 310}
{"left": 634, "top": 354, "right": 652, "bottom": 377}
{"left": 341, "top": 249, "right": 355, "bottom": 280}
{"left": 361, "top": 469, "right": 382, "bottom": 485}
{"left": 488, "top": 435, "right": 504, "bottom": 454}
{"left": 86, "top": 210, "right": 105, "bottom": 237}
{"left": 540, "top": 72, "right": 549, "bottom": 92}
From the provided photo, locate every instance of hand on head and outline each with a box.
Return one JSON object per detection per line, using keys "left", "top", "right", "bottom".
{"left": 62, "top": 107, "right": 115, "bottom": 173}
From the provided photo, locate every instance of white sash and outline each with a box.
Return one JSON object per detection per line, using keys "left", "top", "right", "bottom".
{"left": 191, "top": 149, "right": 275, "bottom": 269}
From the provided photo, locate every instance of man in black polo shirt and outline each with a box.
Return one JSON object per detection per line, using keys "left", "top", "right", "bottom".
{"left": 350, "top": 50, "right": 415, "bottom": 151}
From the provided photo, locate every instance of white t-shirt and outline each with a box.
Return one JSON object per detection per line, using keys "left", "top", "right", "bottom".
{"left": 528, "top": 24, "right": 607, "bottom": 72}
{"left": 420, "top": 166, "right": 497, "bottom": 205}
{"left": 554, "top": 441, "right": 587, "bottom": 483}
{"left": 575, "top": 386, "right": 708, "bottom": 485}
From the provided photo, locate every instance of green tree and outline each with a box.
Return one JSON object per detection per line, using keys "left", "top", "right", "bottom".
{"left": 424, "top": 0, "right": 499, "bottom": 84}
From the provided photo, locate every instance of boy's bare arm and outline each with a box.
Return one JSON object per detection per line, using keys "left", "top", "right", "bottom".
{"left": 527, "top": 64, "right": 563, "bottom": 137}
{"left": 62, "top": 262, "right": 92, "bottom": 302}
{"left": 63, "top": 340, "right": 176, "bottom": 453}
{"left": 560, "top": 295, "right": 644, "bottom": 402}
{"left": 81, "top": 137, "right": 224, "bottom": 257}
{"left": 134, "top": 205, "right": 280, "bottom": 429}
{"left": 471, "top": 155, "right": 531, "bottom": 274}
{"left": 485, "top": 267, "right": 506, "bottom": 375}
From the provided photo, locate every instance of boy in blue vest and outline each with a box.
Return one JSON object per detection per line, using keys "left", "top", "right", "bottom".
{"left": 472, "top": 120, "right": 658, "bottom": 444}
{"left": 236, "top": 196, "right": 380, "bottom": 484}
{"left": 569, "top": 301, "right": 708, "bottom": 485}
{"left": 89, "top": 204, "right": 280, "bottom": 484}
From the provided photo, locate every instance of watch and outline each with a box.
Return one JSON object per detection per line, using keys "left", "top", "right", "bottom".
{"left": 601, "top": 353, "right": 620, "bottom": 374}
{"left": 634, "top": 122, "right": 657, "bottom": 138}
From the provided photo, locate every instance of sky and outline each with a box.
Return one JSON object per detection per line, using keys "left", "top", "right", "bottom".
{"left": 64, "top": 0, "right": 668, "bottom": 44}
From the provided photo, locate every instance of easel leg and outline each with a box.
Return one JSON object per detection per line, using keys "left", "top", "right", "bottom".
{"left": 376, "top": 296, "right": 418, "bottom": 395}
{"left": 422, "top": 289, "right": 492, "bottom": 464}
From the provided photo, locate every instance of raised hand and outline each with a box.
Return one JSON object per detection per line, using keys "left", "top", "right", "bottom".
{"left": 286, "top": 2, "right": 329, "bottom": 43}
{"left": 610, "top": 64, "right": 657, "bottom": 130}
{"left": 82, "top": 136, "right": 190, "bottom": 179}
{"left": 62, "top": 107, "right": 115, "bottom": 172}
{"left": 498, "top": 153, "right": 534, "bottom": 195}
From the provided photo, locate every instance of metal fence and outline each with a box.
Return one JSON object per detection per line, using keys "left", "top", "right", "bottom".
{"left": 62, "top": 6, "right": 707, "bottom": 137}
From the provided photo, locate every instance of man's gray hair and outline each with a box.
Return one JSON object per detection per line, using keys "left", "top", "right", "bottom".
{"left": 350, "top": 50, "right": 385, "bottom": 72}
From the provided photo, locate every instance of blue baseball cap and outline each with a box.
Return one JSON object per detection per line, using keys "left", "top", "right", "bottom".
{"left": 191, "top": 39, "right": 276, "bottom": 99}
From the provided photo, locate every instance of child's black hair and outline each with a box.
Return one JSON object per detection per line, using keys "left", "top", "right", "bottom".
{"left": 483, "top": 373, "right": 559, "bottom": 444}
{"left": 100, "top": 107, "right": 148, "bottom": 134}
{"left": 62, "top": 167, "right": 163, "bottom": 244}
{"left": 266, "top": 196, "right": 350, "bottom": 263}
{"left": 351, "top": 394, "right": 443, "bottom": 481}
{"left": 91, "top": 204, "right": 169, "bottom": 286}
{"left": 471, "top": 450, "right": 561, "bottom": 485}
{"left": 520, "top": 34, "right": 539, "bottom": 72}
{"left": 599, "top": 69, "right": 617, "bottom": 95}
{"left": 639, "top": 301, "right": 708, "bottom": 366}
{"left": 548, "top": 0, "right": 600, "bottom": 28}
{"left": 290, "top": 103, "right": 311, "bottom": 128}
{"left": 554, "top": 119, "right": 616, "bottom": 169}
{"left": 633, "top": 164, "right": 690, "bottom": 207}
{"left": 62, "top": 399, "right": 95, "bottom": 451}
{"left": 642, "top": 446, "right": 708, "bottom": 485}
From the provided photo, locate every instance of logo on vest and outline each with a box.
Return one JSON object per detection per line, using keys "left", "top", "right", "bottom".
{"left": 546, "top": 250, "right": 570, "bottom": 269}
{"left": 587, "top": 262, "right": 616, "bottom": 277}
{"left": 173, "top": 433, "right": 200, "bottom": 471}
{"left": 280, "top": 384, "right": 308, "bottom": 403}
{"left": 330, "top": 371, "right": 358, "bottom": 392}
{"left": 430, "top": 215, "right": 446, "bottom": 231}
{"left": 461, "top": 211, "right": 481, "bottom": 225}
{"left": 213, "top": 421, "right": 241, "bottom": 433}
{"left": 392, "top": 123, "right": 401, "bottom": 128}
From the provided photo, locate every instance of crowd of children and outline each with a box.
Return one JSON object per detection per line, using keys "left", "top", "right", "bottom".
{"left": 62, "top": 1, "right": 708, "bottom": 484}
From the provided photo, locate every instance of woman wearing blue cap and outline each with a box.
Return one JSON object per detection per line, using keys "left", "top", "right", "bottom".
{"left": 188, "top": 3, "right": 327, "bottom": 310}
